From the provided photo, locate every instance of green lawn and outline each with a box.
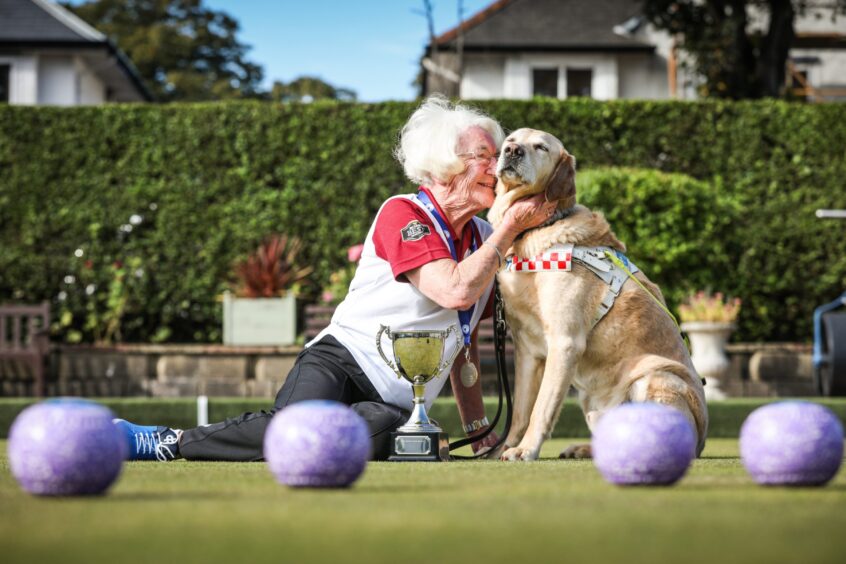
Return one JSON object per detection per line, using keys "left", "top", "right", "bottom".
{"left": 2, "top": 438, "right": 845, "bottom": 564}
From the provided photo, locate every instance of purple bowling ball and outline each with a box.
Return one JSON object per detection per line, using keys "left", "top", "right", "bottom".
{"left": 592, "top": 402, "right": 697, "bottom": 486}
{"left": 8, "top": 399, "right": 125, "bottom": 496}
{"left": 740, "top": 401, "right": 843, "bottom": 486}
{"left": 264, "top": 401, "right": 370, "bottom": 488}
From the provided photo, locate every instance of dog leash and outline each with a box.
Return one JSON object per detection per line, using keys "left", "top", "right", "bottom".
{"left": 602, "top": 251, "right": 700, "bottom": 383}
{"left": 449, "top": 282, "right": 513, "bottom": 459}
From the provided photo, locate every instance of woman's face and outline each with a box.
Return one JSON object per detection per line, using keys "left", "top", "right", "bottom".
{"left": 449, "top": 127, "right": 499, "bottom": 212}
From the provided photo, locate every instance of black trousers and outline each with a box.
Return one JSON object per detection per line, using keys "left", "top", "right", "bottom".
{"left": 179, "top": 335, "right": 409, "bottom": 461}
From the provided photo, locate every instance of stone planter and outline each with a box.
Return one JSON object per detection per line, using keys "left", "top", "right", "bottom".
{"left": 681, "top": 321, "right": 735, "bottom": 401}
{"left": 222, "top": 292, "right": 296, "bottom": 346}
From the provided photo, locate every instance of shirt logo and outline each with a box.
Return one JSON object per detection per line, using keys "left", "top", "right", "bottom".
{"left": 401, "top": 220, "right": 431, "bottom": 242}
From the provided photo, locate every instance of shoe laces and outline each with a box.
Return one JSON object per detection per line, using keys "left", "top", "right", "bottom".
{"left": 155, "top": 430, "right": 182, "bottom": 462}
{"left": 134, "top": 431, "right": 160, "bottom": 456}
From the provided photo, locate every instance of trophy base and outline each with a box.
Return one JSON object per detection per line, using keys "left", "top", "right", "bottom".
{"left": 388, "top": 431, "right": 450, "bottom": 462}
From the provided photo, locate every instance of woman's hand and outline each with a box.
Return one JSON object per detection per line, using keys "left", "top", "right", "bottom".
{"left": 501, "top": 193, "right": 557, "bottom": 233}
{"left": 470, "top": 428, "right": 500, "bottom": 455}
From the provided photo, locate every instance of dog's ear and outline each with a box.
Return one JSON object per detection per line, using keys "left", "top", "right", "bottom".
{"left": 544, "top": 149, "right": 576, "bottom": 210}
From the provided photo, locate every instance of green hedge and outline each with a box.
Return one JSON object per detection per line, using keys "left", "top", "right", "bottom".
{"left": 1, "top": 99, "right": 844, "bottom": 343}
{"left": 578, "top": 167, "right": 737, "bottom": 310}
{"left": 2, "top": 398, "right": 845, "bottom": 440}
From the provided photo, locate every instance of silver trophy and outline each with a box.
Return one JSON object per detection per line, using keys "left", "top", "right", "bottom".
{"left": 376, "top": 324, "right": 462, "bottom": 461}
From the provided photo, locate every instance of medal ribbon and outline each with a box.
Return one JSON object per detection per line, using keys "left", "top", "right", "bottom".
{"left": 416, "top": 190, "right": 479, "bottom": 348}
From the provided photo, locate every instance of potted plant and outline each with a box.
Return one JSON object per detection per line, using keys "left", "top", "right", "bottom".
{"left": 679, "top": 292, "right": 742, "bottom": 401}
{"left": 223, "top": 235, "right": 312, "bottom": 346}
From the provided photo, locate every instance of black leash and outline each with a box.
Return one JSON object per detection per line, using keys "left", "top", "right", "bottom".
{"left": 449, "top": 282, "right": 513, "bottom": 459}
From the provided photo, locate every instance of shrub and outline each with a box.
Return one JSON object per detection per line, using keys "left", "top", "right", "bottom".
{"left": 0, "top": 99, "right": 843, "bottom": 343}
{"left": 577, "top": 167, "right": 738, "bottom": 317}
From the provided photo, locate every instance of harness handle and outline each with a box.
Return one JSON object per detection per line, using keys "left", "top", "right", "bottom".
{"left": 602, "top": 250, "right": 693, "bottom": 355}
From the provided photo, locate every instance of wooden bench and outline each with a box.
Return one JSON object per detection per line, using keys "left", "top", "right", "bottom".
{"left": 0, "top": 302, "right": 51, "bottom": 397}
{"left": 304, "top": 305, "right": 336, "bottom": 341}
{"left": 304, "top": 304, "right": 514, "bottom": 388}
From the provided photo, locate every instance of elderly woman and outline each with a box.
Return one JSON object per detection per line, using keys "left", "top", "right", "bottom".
{"left": 117, "top": 96, "right": 555, "bottom": 461}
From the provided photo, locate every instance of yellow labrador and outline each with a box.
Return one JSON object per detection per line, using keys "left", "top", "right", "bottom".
{"left": 487, "top": 128, "right": 707, "bottom": 461}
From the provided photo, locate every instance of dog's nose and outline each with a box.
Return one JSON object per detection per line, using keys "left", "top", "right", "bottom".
{"left": 503, "top": 143, "right": 524, "bottom": 159}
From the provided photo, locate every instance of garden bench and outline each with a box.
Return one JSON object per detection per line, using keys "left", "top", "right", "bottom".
{"left": 0, "top": 302, "right": 51, "bottom": 397}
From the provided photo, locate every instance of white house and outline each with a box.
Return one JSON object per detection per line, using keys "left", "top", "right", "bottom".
{"left": 422, "top": 0, "right": 846, "bottom": 102}
{"left": 0, "top": 0, "right": 150, "bottom": 105}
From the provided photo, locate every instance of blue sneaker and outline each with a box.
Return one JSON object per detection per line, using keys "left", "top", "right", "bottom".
{"left": 114, "top": 419, "right": 183, "bottom": 462}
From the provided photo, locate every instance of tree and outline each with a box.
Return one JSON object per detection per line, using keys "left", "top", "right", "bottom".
{"left": 65, "top": 0, "right": 264, "bottom": 101}
{"left": 269, "top": 76, "right": 356, "bottom": 103}
{"left": 642, "top": 0, "right": 846, "bottom": 99}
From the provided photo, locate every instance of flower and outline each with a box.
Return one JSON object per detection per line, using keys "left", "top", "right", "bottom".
{"left": 347, "top": 244, "right": 364, "bottom": 263}
{"left": 316, "top": 243, "right": 364, "bottom": 306}
{"left": 679, "top": 291, "right": 741, "bottom": 323}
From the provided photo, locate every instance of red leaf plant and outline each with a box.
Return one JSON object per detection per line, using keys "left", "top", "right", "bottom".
{"left": 233, "top": 235, "right": 313, "bottom": 298}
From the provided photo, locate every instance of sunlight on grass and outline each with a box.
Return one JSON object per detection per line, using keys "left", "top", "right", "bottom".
{"left": 2, "top": 438, "right": 845, "bottom": 564}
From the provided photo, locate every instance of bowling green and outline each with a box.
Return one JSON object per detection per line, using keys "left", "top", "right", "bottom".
{"left": 1, "top": 437, "right": 845, "bottom": 564}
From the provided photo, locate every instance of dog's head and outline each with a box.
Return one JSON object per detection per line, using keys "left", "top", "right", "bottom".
{"left": 496, "top": 128, "right": 576, "bottom": 210}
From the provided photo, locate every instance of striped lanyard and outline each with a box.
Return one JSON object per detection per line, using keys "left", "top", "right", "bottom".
{"left": 417, "top": 190, "right": 479, "bottom": 347}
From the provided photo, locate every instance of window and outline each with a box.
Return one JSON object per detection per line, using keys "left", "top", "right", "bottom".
{"left": 0, "top": 65, "right": 9, "bottom": 103}
{"left": 532, "top": 68, "right": 558, "bottom": 97}
{"left": 566, "top": 68, "right": 592, "bottom": 98}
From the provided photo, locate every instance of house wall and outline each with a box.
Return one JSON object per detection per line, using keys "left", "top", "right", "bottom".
{"left": 423, "top": 52, "right": 461, "bottom": 98}
{"left": 462, "top": 52, "right": 623, "bottom": 100}
{"left": 792, "top": 48, "right": 846, "bottom": 84}
{"left": 509, "top": 53, "right": 619, "bottom": 100}
{"left": 75, "top": 56, "right": 106, "bottom": 104}
{"left": 0, "top": 55, "right": 38, "bottom": 104}
{"left": 617, "top": 52, "right": 670, "bottom": 99}
{"left": 37, "top": 55, "right": 77, "bottom": 105}
{"left": 438, "top": 6, "right": 844, "bottom": 102}
{"left": 790, "top": 48, "right": 846, "bottom": 101}
{"left": 460, "top": 54, "right": 505, "bottom": 98}
{"left": 0, "top": 52, "right": 109, "bottom": 106}
{"left": 460, "top": 51, "right": 676, "bottom": 101}
{"left": 635, "top": 24, "right": 701, "bottom": 99}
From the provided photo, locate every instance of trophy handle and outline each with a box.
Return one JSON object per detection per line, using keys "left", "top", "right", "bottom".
{"left": 376, "top": 324, "right": 404, "bottom": 379}
{"left": 437, "top": 324, "right": 464, "bottom": 375}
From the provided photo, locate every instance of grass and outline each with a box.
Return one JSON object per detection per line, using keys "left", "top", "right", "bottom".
{"left": 3, "top": 397, "right": 846, "bottom": 439}
{"left": 2, "top": 438, "right": 845, "bottom": 564}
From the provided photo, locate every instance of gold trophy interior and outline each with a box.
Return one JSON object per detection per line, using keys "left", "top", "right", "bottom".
{"left": 376, "top": 324, "right": 462, "bottom": 461}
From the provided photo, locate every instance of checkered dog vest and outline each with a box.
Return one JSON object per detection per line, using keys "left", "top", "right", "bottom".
{"left": 504, "top": 244, "right": 639, "bottom": 327}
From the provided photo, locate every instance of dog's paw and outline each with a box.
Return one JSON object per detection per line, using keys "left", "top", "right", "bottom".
{"left": 500, "top": 446, "right": 539, "bottom": 461}
{"left": 559, "top": 443, "right": 592, "bottom": 459}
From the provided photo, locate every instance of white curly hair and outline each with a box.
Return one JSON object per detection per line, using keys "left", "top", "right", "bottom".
{"left": 394, "top": 95, "right": 505, "bottom": 186}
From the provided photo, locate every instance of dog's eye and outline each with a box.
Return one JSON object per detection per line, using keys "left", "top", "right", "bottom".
{"left": 535, "top": 144, "right": 548, "bottom": 152}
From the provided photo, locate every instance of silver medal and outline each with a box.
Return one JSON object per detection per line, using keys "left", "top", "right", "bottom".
{"left": 460, "top": 349, "right": 478, "bottom": 387}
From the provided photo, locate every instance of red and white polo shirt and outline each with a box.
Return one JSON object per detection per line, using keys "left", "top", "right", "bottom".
{"left": 311, "top": 190, "right": 495, "bottom": 411}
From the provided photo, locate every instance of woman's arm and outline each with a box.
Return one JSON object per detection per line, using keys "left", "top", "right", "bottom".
{"left": 406, "top": 194, "right": 554, "bottom": 309}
